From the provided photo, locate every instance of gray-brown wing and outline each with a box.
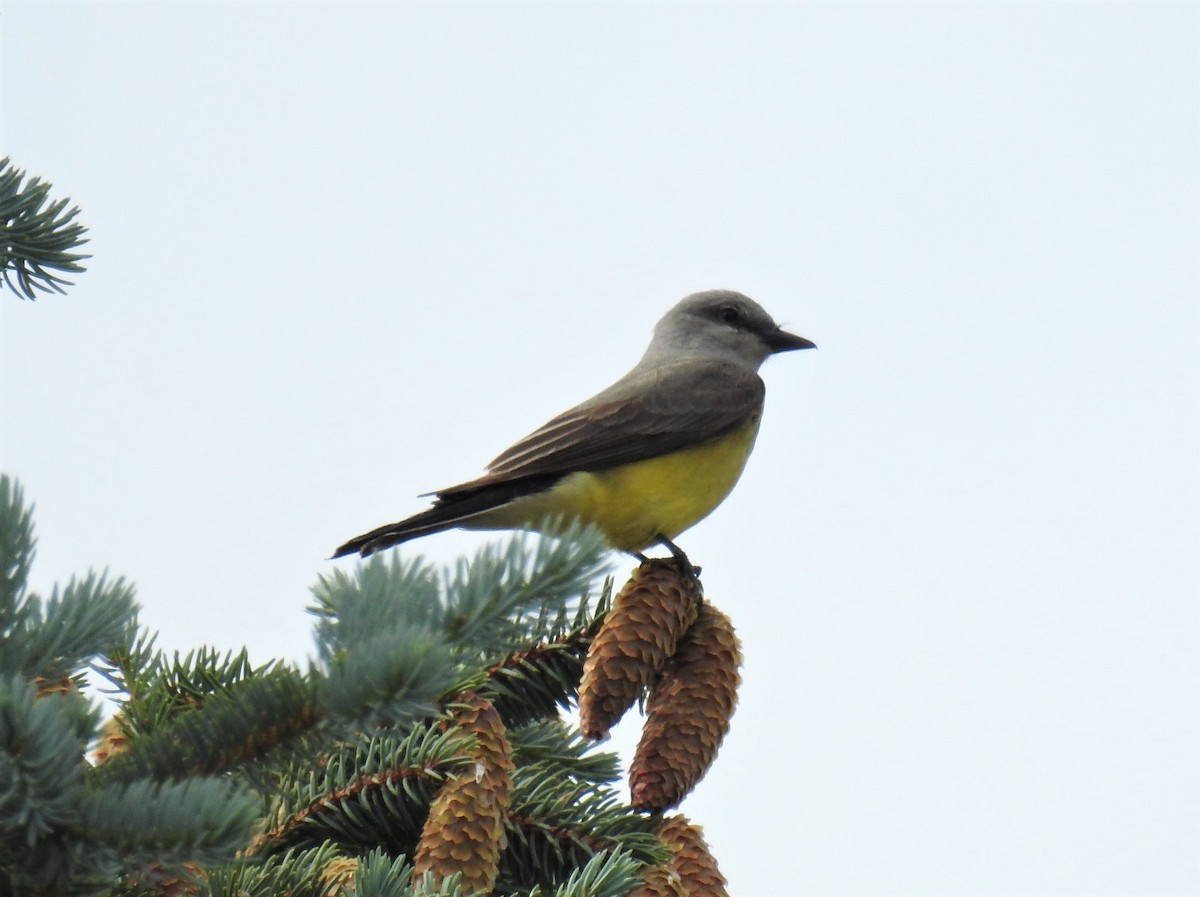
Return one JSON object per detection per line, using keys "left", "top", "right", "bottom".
{"left": 435, "top": 360, "right": 764, "bottom": 497}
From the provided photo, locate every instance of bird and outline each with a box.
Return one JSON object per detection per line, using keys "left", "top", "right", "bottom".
{"left": 333, "top": 289, "right": 814, "bottom": 563}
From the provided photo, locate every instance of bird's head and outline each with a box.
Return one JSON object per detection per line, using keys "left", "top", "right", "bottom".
{"left": 648, "top": 289, "right": 815, "bottom": 371}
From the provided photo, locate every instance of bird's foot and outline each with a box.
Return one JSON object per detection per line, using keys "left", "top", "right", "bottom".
{"left": 655, "top": 533, "right": 701, "bottom": 582}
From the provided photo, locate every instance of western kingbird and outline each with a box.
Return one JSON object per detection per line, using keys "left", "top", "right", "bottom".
{"left": 333, "top": 289, "right": 814, "bottom": 560}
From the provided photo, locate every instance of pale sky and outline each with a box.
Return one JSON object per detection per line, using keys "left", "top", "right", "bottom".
{"left": 3, "top": 3, "right": 1198, "bottom": 895}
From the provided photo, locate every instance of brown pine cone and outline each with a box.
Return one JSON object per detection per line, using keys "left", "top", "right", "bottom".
{"left": 579, "top": 559, "right": 701, "bottom": 739}
{"left": 656, "top": 814, "right": 730, "bottom": 897}
{"left": 320, "top": 856, "right": 359, "bottom": 894}
{"left": 632, "top": 863, "right": 689, "bottom": 897}
{"left": 413, "top": 692, "right": 514, "bottom": 894}
{"left": 92, "top": 714, "right": 130, "bottom": 765}
{"left": 629, "top": 603, "right": 742, "bottom": 811}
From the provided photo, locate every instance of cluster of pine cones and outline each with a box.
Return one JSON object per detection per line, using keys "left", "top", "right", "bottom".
{"left": 579, "top": 559, "right": 741, "bottom": 813}
{"left": 415, "top": 559, "right": 740, "bottom": 896}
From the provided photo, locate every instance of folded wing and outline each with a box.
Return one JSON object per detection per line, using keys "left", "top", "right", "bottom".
{"left": 332, "top": 360, "right": 764, "bottom": 557}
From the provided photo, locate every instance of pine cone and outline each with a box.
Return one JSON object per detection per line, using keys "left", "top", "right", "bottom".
{"left": 320, "top": 856, "right": 359, "bottom": 895}
{"left": 579, "top": 559, "right": 701, "bottom": 739}
{"left": 629, "top": 604, "right": 741, "bottom": 811}
{"left": 632, "top": 863, "right": 688, "bottom": 897}
{"left": 92, "top": 714, "right": 130, "bottom": 765}
{"left": 32, "top": 675, "right": 76, "bottom": 697}
{"left": 413, "top": 692, "right": 514, "bottom": 894}
{"left": 122, "top": 863, "right": 204, "bottom": 897}
{"left": 656, "top": 814, "right": 730, "bottom": 897}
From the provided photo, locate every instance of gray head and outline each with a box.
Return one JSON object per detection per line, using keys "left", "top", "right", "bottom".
{"left": 643, "top": 289, "right": 815, "bottom": 371}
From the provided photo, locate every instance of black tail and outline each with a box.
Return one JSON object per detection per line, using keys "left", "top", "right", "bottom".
{"left": 331, "top": 473, "right": 563, "bottom": 558}
{"left": 330, "top": 506, "right": 473, "bottom": 558}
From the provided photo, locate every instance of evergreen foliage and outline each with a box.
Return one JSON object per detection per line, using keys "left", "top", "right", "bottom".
{"left": 0, "top": 157, "right": 90, "bottom": 300}
{"left": 0, "top": 476, "right": 259, "bottom": 895}
{"left": 0, "top": 476, "right": 690, "bottom": 895}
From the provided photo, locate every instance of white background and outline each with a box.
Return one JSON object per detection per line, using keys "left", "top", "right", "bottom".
{"left": 3, "top": 3, "right": 1197, "bottom": 895}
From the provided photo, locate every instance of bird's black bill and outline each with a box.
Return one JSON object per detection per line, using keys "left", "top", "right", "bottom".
{"left": 764, "top": 328, "right": 816, "bottom": 353}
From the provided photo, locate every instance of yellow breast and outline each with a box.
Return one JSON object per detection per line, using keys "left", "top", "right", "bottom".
{"left": 475, "top": 418, "right": 762, "bottom": 551}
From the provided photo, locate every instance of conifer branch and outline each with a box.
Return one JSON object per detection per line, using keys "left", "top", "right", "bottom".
{"left": 262, "top": 724, "right": 474, "bottom": 854}
{"left": 311, "top": 555, "right": 458, "bottom": 726}
{"left": 409, "top": 870, "right": 468, "bottom": 897}
{"left": 202, "top": 841, "right": 350, "bottom": 897}
{"left": 0, "top": 477, "right": 35, "bottom": 620}
{"left": 0, "top": 478, "right": 264, "bottom": 896}
{"left": 509, "top": 719, "right": 622, "bottom": 786}
{"left": 500, "top": 760, "right": 666, "bottom": 890}
{"left": 0, "top": 676, "right": 89, "bottom": 846}
{"left": 548, "top": 848, "right": 644, "bottom": 897}
{"left": 80, "top": 778, "right": 259, "bottom": 867}
{"left": 107, "top": 645, "right": 268, "bottom": 734}
{"left": 95, "top": 667, "right": 318, "bottom": 783}
{"left": 3, "top": 571, "right": 139, "bottom": 681}
{"left": 483, "top": 614, "right": 604, "bottom": 728}
{"left": 351, "top": 848, "right": 422, "bottom": 896}
{"left": 0, "top": 157, "right": 90, "bottom": 300}
{"left": 438, "top": 524, "right": 610, "bottom": 658}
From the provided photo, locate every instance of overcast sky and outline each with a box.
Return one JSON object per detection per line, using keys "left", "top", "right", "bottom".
{"left": 3, "top": 3, "right": 1198, "bottom": 895}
